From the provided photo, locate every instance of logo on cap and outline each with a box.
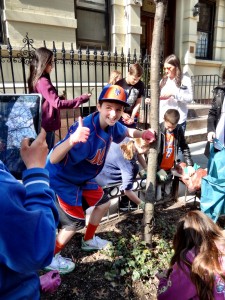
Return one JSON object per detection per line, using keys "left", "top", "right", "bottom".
{"left": 98, "top": 85, "right": 129, "bottom": 107}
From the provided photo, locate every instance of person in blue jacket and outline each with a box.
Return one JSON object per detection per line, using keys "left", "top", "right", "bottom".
{"left": 0, "top": 129, "right": 59, "bottom": 300}
{"left": 45, "top": 85, "right": 156, "bottom": 273}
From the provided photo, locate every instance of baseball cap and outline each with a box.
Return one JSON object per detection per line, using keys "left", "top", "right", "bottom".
{"left": 98, "top": 85, "right": 129, "bottom": 107}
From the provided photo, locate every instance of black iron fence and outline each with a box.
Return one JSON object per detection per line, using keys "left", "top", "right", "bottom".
{"left": 0, "top": 33, "right": 150, "bottom": 102}
{"left": 0, "top": 34, "right": 152, "bottom": 139}
{"left": 191, "top": 74, "right": 222, "bottom": 104}
{"left": 0, "top": 34, "right": 222, "bottom": 139}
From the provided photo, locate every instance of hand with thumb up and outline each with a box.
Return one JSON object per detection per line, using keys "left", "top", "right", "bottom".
{"left": 69, "top": 116, "right": 90, "bottom": 145}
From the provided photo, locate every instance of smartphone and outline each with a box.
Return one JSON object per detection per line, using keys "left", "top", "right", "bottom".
{"left": 0, "top": 94, "right": 42, "bottom": 179}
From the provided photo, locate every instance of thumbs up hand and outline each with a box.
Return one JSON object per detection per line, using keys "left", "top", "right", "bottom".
{"left": 69, "top": 116, "right": 90, "bottom": 145}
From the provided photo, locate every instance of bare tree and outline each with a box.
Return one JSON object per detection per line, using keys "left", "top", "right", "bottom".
{"left": 142, "top": 0, "right": 168, "bottom": 246}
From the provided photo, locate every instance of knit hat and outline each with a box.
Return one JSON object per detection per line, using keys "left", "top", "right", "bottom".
{"left": 98, "top": 85, "right": 129, "bottom": 107}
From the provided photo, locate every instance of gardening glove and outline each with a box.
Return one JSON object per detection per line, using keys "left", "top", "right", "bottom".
{"left": 139, "top": 200, "right": 145, "bottom": 210}
{"left": 141, "top": 129, "right": 156, "bottom": 143}
{"left": 139, "top": 169, "right": 147, "bottom": 179}
{"left": 40, "top": 270, "right": 61, "bottom": 293}
{"left": 157, "top": 169, "right": 168, "bottom": 182}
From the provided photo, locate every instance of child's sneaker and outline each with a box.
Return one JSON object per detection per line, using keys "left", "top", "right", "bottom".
{"left": 81, "top": 236, "right": 112, "bottom": 251}
{"left": 44, "top": 254, "right": 75, "bottom": 274}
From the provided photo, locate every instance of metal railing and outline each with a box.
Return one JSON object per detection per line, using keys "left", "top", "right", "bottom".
{"left": 191, "top": 74, "right": 222, "bottom": 104}
{"left": 100, "top": 178, "right": 146, "bottom": 223}
{"left": 0, "top": 34, "right": 222, "bottom": 136}
{"left": 0, "top": 34, "right": 151, "bottom": 139}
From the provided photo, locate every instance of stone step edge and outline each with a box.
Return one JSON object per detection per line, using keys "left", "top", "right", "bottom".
{"left": 185, "top": 127, "right": 207, "bottom": 136}
{"left": 187, "top": 115, "right": 208, "bottom": 121}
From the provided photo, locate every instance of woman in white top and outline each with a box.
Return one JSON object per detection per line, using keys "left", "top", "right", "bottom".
{"left": 159, "top": 54, "right": 193, "bottom": 132}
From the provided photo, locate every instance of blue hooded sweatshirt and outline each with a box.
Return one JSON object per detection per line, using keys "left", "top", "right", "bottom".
{"left": 0, "top": 161, "right": 59, "bottom": 299}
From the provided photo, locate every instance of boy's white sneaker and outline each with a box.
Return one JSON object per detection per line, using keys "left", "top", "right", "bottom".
{"left": 44, "top": 254, "right": 75, "bottom": 274}
{"left": 81, "top": 236, "right": 112, "bottom": 251}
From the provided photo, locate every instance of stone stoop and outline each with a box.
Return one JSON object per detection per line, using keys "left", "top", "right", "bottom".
{"left": 185, "top": 103, "right": 211, "bottom": 144}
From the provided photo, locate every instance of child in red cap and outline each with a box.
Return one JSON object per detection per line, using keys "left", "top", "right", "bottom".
{"left": 45, "top": 85, "right": 155, "bottom": 274}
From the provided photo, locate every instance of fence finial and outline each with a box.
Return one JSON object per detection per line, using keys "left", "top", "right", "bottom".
{"left": 17, "top": 34, "right": 36, "bottom": 64}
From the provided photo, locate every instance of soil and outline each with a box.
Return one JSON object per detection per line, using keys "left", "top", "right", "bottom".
{"left": 40, "top": 199, "right": 197, "bottom": 300}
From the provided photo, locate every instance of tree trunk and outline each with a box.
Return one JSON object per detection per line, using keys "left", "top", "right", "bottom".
{"left": 142, "top": 0, "right": 168, "bottom": 246}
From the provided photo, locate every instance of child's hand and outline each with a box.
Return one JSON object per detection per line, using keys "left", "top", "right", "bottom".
{"left": 69, "top": 116, "right": 90, "bottom": 145}
{"left": 20, "top": 128, "right": 48, "bottom": 169}
{"left": 207, "top": 131, "right": 215, "bottom": 142}
{"left": 145, "top": 98, "right": 151, "bottom": 104}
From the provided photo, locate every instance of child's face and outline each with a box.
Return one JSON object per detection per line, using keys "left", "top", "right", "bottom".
{"left": 126, "top": 73, "right": 141, "bottom": 85}
{"left": 135, "top": 140, "right": 149, "bottom": 155}
{"left": 164, "top": 120, "right": 177, "bottom": 132}
{"left": 45, "top": 58, "right": 54, "bottom": 74}
{"left": 97, "top": 101, "right": 124, "bottom": 129}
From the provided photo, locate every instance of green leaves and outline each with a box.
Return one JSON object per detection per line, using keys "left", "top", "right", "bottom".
{"left": 104, "top": 233, "right": 173, "bottom": 285}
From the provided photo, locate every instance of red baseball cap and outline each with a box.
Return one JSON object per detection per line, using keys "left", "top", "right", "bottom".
{"left": 98, "top": 85, "right": 129, "bottom": 107}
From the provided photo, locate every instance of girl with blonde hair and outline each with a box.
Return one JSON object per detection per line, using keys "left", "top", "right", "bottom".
{"left": 95, "top": 137, "right": 149, "bottom": 210}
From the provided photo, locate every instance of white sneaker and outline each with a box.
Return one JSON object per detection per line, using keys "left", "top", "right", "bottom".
{"left": 44, "top": 254, "right": 75, "bottom": 274}
{"left": 81, "top": 236, "right": 112, "bottom": 251}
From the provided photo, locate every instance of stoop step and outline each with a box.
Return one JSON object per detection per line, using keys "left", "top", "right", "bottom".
{"left": 186, "top": 103, "right": 210, "bottom": 144}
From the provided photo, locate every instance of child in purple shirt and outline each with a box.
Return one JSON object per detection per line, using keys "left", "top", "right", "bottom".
{"left": 28, "top": 47, "right": 91, "bottom": 150}
{"left": 157, "top": 210, "right": 225, "bottom": 300}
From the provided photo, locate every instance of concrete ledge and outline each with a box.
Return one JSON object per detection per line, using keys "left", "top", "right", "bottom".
{"left": 5, "top": 10, "right": 76, "bottom": 28}
{"left": 185, "top": 128, "right": 207, "bottom": 144}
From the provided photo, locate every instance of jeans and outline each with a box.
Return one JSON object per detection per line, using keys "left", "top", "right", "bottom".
{"left": 179, "top": 121, "right": 186, "bottom": 134}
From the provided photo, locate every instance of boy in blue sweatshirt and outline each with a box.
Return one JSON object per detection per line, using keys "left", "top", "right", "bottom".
{"left": 0, "top": 129, "right": 59, "bottom": 300}
{"left": 45, "top": 85, "right": 156, "bottom": 273}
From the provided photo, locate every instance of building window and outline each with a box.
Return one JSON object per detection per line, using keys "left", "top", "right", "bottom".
{"left": 75, "top": 0, "right": 109, "bottom": 49}
{"left": 196, "top": 0, "right": 216, "bottom": 60}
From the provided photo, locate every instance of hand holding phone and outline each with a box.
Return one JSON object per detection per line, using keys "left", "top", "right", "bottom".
{"left": 20, "top": 129, "right": 48, "bottom": 169}
{"left": 0, "top": 94, "right": 42, "bottom": 179}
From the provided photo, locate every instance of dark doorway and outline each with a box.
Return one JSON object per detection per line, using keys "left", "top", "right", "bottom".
{"left": 141, "top": 0, "right": 176, "bottom": 59}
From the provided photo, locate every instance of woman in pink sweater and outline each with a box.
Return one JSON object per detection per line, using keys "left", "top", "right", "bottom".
{"left": 28, "top": 47, "right": 91, "bottom": 150}
{"left": 157, "top": 210, "right": 225, "bottom": 300}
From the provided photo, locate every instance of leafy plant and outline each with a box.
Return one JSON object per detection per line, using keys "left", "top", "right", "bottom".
{"left": 104, "top": 232, "right": 174, "bottom": 285}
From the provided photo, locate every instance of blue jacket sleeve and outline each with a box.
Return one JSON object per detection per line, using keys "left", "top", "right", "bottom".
{"left": 0, "top": 165, "right": 59, "bottom": 273}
